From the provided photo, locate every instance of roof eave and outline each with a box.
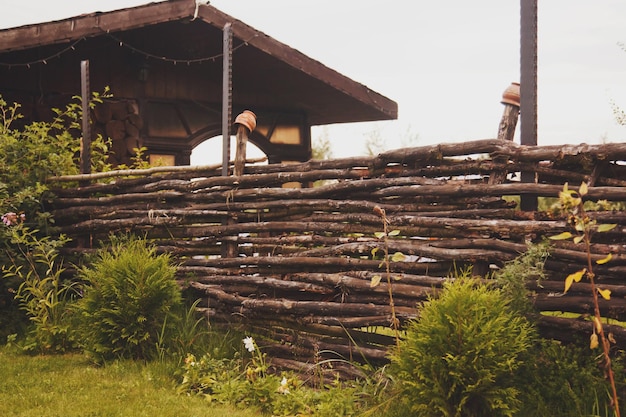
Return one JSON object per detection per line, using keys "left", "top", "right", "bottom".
{"left": 197, "top": 5, "right": 397, "bottom": 122}
{"left": 0, "top": 0, "right": 196, "bottom": 53}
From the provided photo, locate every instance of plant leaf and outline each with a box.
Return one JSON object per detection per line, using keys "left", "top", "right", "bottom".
{"left": 596, "top": 253, "right": 612, "bottom": 265}
{"left": 371, "top": 247, "right": 379, "bottom": 257}
{"left": 550, "top": 232, "right": 573, "bottom": 240}
{"left": 597, "top": 223, "right": 617, "bottom": 233}
{"left": 597, "top": 288, "right": 611, "bottom": 300}
{"left": 573, "top": 235, "right": 584, "bottom": 244}
{"left": 564, "top": 269, "right": 586, "bottom": 293}
{"left": 391, "top": 252, "right": 406, "bottom": 262}
{"left": 374, "top": 232, "right": 385, "bottom": 239}
{"left": 393, "top": 275, "right": 402, "bottom": 281}
{"left": 593, "top": 316, "right": 603, "bottom": 333}
{"left": 388, "top": 229, "right": 401, "bottom": 236}
{"left": 608, "top": 333, "right": 616, "bottom": 344}
{"left": 590, "top": 333, "right": 599, "bottom": 349}
{"left": 370, "top": 275, "right": 382, "bottom": 288}
{"left": 578, "top": 181, "right": 588, "bottom": 196}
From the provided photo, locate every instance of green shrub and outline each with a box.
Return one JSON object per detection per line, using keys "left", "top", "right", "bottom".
{"left": 0, "top": 93, "right": 111, "bottom": 224}
{"left": 515, "top": 338, "right": 624, "bottom": 417}
{"left": 389, "top": 274, "right": 534, "bottom": 417}
{"left": 75, "top": 235, "right": 182, "bottom": 362}
{"left": 0, "top": 93, "right": 110, "bottom": 342}
{"left": 1, "top": 222, "right": 75, "bottom": 353}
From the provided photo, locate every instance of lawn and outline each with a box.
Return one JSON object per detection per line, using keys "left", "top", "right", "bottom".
{"left": 0, "top": 346, "right": 259, "bottom": 417}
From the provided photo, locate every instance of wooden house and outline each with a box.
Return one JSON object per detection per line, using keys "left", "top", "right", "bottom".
{"left": 0, "top": 0, "right": 397, "bottom": 166}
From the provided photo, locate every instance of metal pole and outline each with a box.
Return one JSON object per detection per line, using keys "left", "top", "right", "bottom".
{"left": 221, "top": 23, "right": 233, "bottom": 176}
{"left": 80, "top": 60, "right": 92, "bottom": 175}
{"left": 220, "top": 23, "right": 237, "bottom": 258}
{"left": 520, "top": 0, "right": 538, "bottom": 211}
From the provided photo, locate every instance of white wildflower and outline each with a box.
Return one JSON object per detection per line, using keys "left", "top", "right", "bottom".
{"left": 243, "top": 336, "right": 255, "bottom": 352}
{"left": 278, "top": 376, "right": 290, "bottom": 394}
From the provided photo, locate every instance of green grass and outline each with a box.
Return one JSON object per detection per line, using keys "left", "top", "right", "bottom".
{"left": 0, "top": 346, "right": 259, "bottom": 417}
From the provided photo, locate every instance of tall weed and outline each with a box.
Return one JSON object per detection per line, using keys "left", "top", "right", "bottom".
{"left": 1, "top": 220, "right": 74, "bottom": 352}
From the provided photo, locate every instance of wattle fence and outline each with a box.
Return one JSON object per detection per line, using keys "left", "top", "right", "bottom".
{"left": 48, "top": 138, "right": 626, "bottom": 375}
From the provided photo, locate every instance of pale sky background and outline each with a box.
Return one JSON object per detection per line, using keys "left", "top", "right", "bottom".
{"left": 1, "top": 0, "right": 625, "bottom": 161}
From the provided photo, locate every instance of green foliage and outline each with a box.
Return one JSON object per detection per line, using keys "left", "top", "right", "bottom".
{"left": 178, "top": 336, "right": 380, "bottom": 416}
{"left": 0, "top": 93, "right": 112, "bottom": 342}
{"left": 549, "top": 182, "right": 622, "bottom": 415}
{"left": 516, "top": 339, "right": 624, "bottom": 417}
{"left": 312, "top": 127, "right": 333, "bottom": 160}
{"left": 75, "top": 235, "right": 182, "bottom": 362}
{"left": 1, "top": 219, "right": 74, "bottom": 352}
{"left": 0, "top": 93, "right": 111, "bottom": 221}
{"left": 371, "top": 205, "right": 402, "bottom": 345}
{"left": 389, "top": 273, "right": 534, "bottom": 417}
{"left": 492, "top": 241, "right": 550, "bottom": 314}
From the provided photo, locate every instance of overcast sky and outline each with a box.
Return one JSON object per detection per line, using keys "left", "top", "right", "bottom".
{"left": 1, "top": 0, "right": 625, "bottom": 159}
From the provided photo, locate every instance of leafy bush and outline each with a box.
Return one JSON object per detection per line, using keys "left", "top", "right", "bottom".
{"left": 389, "top": 273, "right": 534, "bottom": 417}
{"left": 1, "top": 221, "right": 75, "bottom": 352}
{"left": 0, "top": 93, "right": 110, "bottom": 342}
{"left": 0, "top": 93, "right": 110, "bottom": 223}
{"left": 516, "top": 338, "right": 624, "bottom": 417}
{"left": 75, "top": 235, "right": 182, "bottom": 362}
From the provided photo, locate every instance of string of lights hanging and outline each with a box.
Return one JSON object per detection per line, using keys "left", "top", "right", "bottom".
{"left": 0, "top": 30, "right": 256, "bottom": 68}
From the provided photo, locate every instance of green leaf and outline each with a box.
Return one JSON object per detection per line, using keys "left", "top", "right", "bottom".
{"left": 374, "top": 232, "right": 385, "bottom": 239}
{"left": 370, "top": 275, "right": 382, "bottom": 288}
{"left": 597, "top": 223, "right": 617, "bottom": 233}
{"left": 371, "top": 247, "right": 379, "bottom": 257}
{"left": 549, "top": 232, "right": 573, "bottom": 240}
{"left": 388, "top": 229, "right": 401, "bottom": 236}
{"left": 578, "top": 182, "right": 588, "bottom": 196}
{"left": 590, "top": 333, "right": 599, "bottom": 349}
{"left": 391, "top": 252, "right": 406, "bottom": 262}
{"left": 596, "top": 253, "right": 612, "bottom": 265}
{"left": 573, "top": 235, "right": 584, "bottom": 244}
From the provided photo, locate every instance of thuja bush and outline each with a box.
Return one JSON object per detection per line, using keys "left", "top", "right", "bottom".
{"left": 389, "top": 272, "right": 535, "bottom": 417}
{"left": 75, "top": 235, "right": 182, "bottom": 362}
{"left": 384, "top": 245, "right": 623, "bottom": 417}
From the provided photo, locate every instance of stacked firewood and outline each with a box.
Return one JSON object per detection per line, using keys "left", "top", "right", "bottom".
{"left": 47, "top": 139, "right": 626, "bottom": 370}
{"left": 93, "top": 99, "right": 144, "bottom": 166}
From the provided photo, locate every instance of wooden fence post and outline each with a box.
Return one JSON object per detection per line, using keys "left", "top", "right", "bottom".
{"left": 476, "top": 83, "right": 521, "bottom": 277}
{"left": 233, "top": 110, "right": 257, "bottom": 177}
{"left": 488, "top": 82, "right": 520, "bottom": 185}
